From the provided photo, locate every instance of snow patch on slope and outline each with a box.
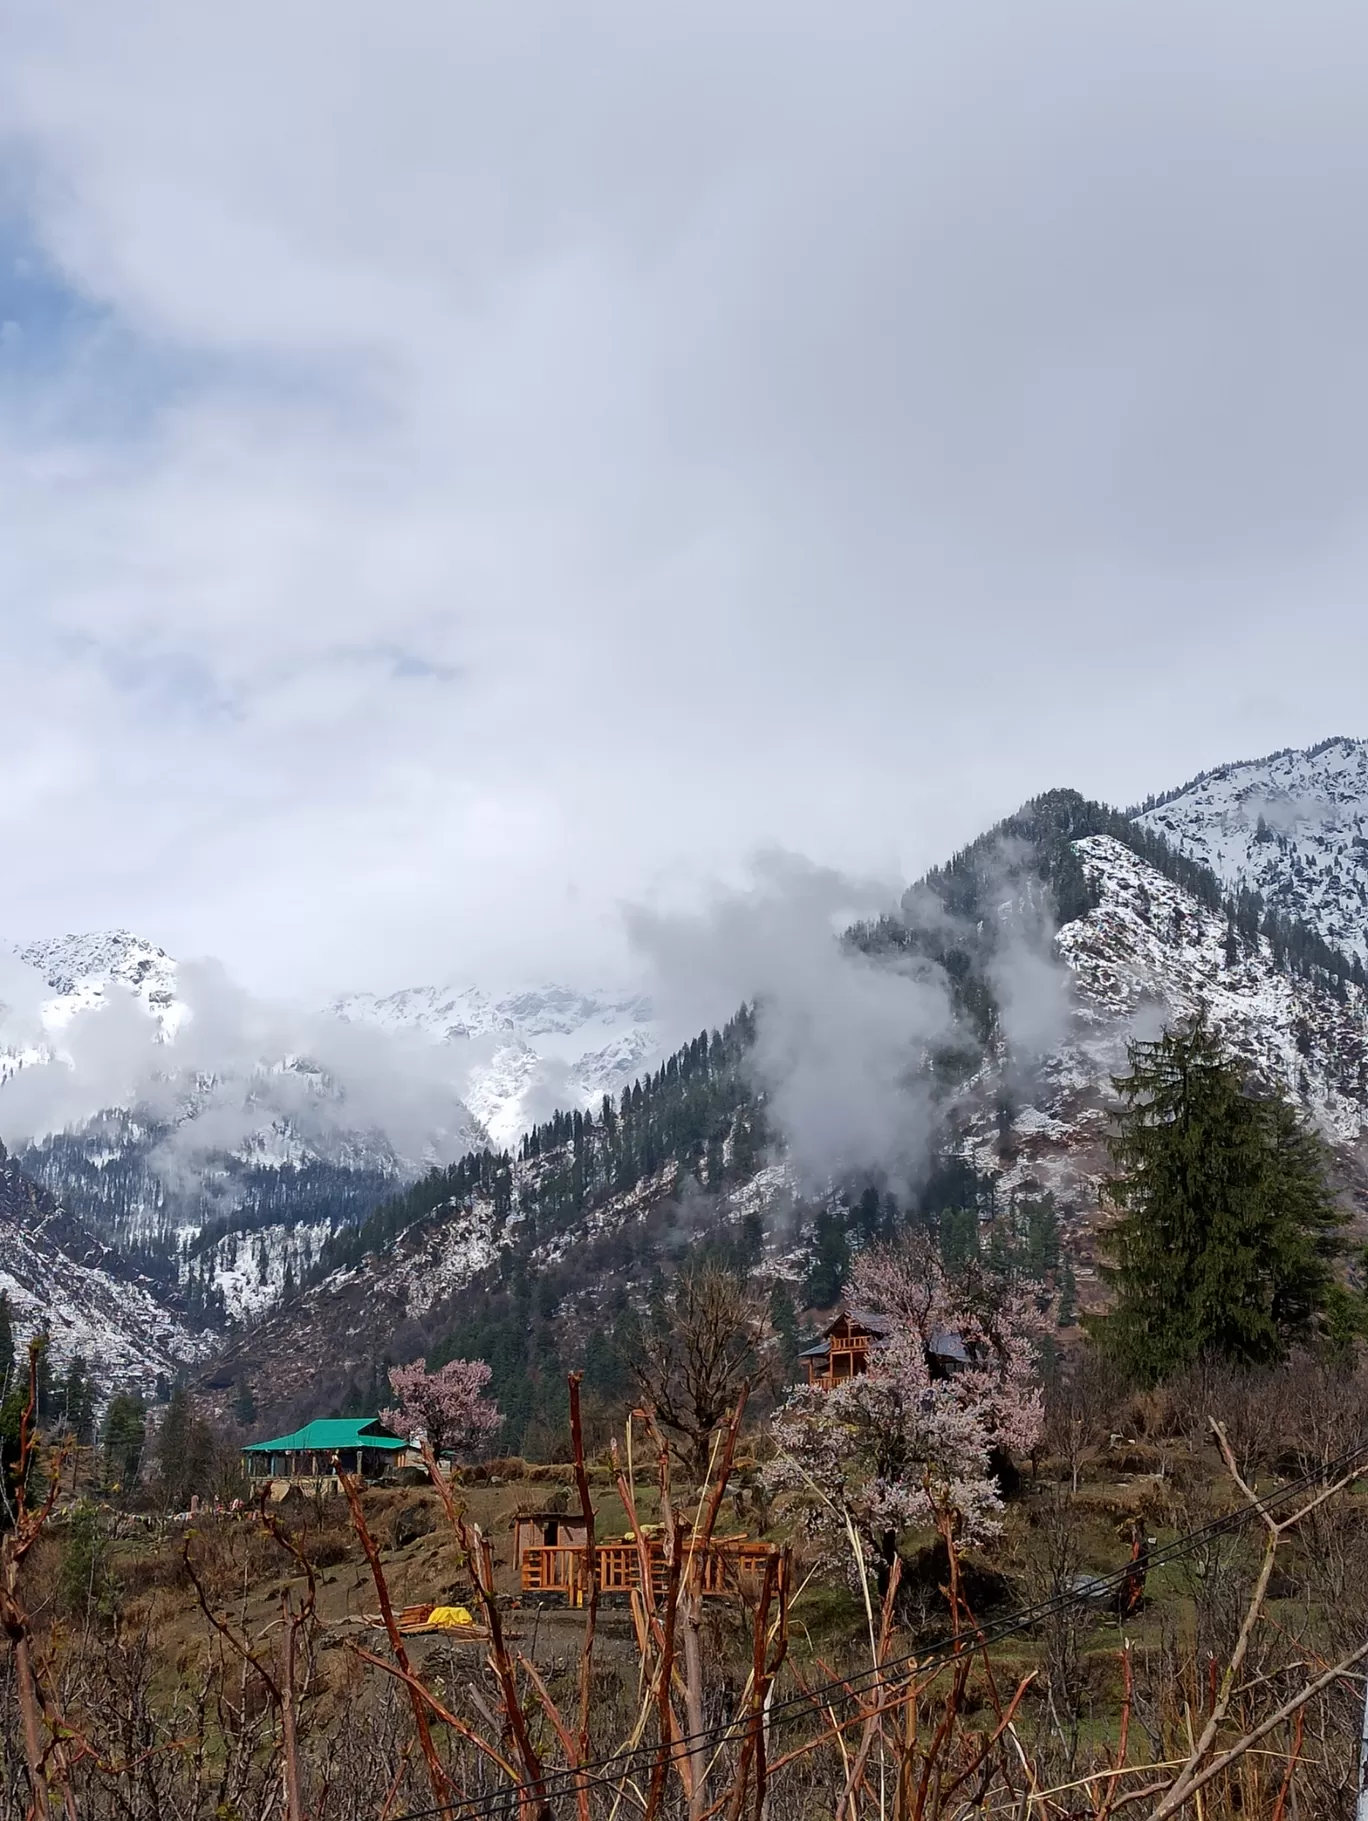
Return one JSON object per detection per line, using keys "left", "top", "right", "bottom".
{"left": 1057, "top": 834, "right": 1366, "bottom": 1142}
{"left": 953, "top": 831, "right": 1368, "bottom": 1242}
{"left": 0, "top": 1145, "right": 204, "bottom": 1387}
{"left": 332, "top": 982, "right": 664, "bottom": 1150}
{"left": 1135, "top": 737, "right": 1368, "bottom": 963}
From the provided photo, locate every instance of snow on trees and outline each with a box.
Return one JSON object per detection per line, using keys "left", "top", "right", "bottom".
{"left": 381, "top": 1357, "right": 502, "bottom": 1460}
{"left": 768, "top": 1236, "right": 1044, "bottom": 1582}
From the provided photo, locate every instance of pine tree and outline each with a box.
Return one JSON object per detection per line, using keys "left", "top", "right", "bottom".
{"left": 1023, "top": 1196, "right": 1061, "bottom": 1279}
{"left": 1090, "top": 1017, "right": 1341, "bottom": 1383}
{"left": 104, "top": 1393, "right": 147, "bottom": 1490}
{"left": 233, "top": 1375, "right": 257, "bottom": 1426}
{"left": 157, "top": 1387, "right": 192, "bottom": 1505}
{"left": 805, "top": 1209, "right": 850, "bottom": 1308}
{"left": 1056, "top": 1261, "right": 1078, "bottom": 1329}
{"left": 55, "top": 1354, "right": 99, "bottom": 1444}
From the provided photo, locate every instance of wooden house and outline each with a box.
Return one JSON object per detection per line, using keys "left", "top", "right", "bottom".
{"left": 241, "top": 1418, "right": 409, "bottom": 1495}
{"left": 799, "top": 1309, "right": 891, "bottom": 1387}
{"left": 800, "top": 1308, "right": 972, "bottom": 1389}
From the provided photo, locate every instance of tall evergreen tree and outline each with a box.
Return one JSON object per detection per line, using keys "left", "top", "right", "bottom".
{"left": 1090, "top": 1017, "right": 1341, "bottom": 1382}
{"left": 104, "top": 1393, "right": 147, "bottom": 1490}
{"left": 233, "top": 1375, "right": 257, "bottom": 1427}
{"left": 0, "top": 1293, "right": 13, "bottom": 1397}
{"left": 55, "top": 1354, "right": 99, "bottom": 1444}
{"left": 156, "top": 1387, "right": 192, "bottom": 1505}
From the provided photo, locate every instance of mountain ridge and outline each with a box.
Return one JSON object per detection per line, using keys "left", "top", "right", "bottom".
{"left": 203, "top": 750, "right": 1368, "bottom": 1438}
{"left": 5, "top": 737, "right": 1367, "bottom": 1414}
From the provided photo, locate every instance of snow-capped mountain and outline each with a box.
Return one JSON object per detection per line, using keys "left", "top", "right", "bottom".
{"left": 0, "top": 1139, "right": 204, "bottom": 1387}
{"left": 14, "top": 929, "right": 184, "bottom": 1030}
{"left": 0, "top": 932, "right": 483, "bottom": 1322}
{"left": 1135, "top": 736, "right": 1368, "bottom": 964}
{"left": 331, "top": 982, "right": 663, "bottom": 1148}
{"left": 954, "top": 832, "right": 1368, "bottom": 1211}
{"left": 213, "top": 761, "right": 1368, "bottom": 1429}
{"left": 0, "top": 937, "right": 660, "bottom": 1331}
{"left": 10, "top": 738, "right": 1368, "bottom": 1407}
{"left": 333, "top": 982, "right": 654, "bottom": 1045}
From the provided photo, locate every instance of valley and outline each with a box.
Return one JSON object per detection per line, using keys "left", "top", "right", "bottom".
{"left": 3, "top": 738, "right": 1366, "bottom": 1428}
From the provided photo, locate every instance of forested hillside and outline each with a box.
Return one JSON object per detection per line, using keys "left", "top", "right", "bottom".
{"left": 212, "top": 783, "right": 1368, "bottom": 1447}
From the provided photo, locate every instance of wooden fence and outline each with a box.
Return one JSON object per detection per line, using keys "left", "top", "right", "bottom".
{"left": 519, "top": 1537, "right": 785, "bottom": 1604}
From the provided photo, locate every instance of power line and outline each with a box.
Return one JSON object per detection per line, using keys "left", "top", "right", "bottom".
{"left": 389, "top": 1436, "right": 1368, "bottom": 1821}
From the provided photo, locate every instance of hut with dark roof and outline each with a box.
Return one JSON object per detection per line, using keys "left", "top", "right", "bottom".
{"left": 800, "top": 1308, "right": 972, "bottom": 1388}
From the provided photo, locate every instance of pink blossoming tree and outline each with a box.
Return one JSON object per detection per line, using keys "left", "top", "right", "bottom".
{"left": 381, "top": 1357, "right": 502, "bottom": 1461}
{"left": 768, "top": 1236, "right": 1044, "bottom": 1587}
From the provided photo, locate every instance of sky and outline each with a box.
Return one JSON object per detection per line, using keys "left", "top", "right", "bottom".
{"left": 2, "top": 2, "right": 1368, "bottom": 1001}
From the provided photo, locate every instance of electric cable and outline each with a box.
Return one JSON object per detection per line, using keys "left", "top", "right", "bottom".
{"left": 386, "top": 1433, "right": 1368, "bottom": 1821}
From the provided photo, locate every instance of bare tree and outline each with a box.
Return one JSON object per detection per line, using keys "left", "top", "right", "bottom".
{"left": 630, "top": 1265, "right": 773, "bottom": 1482}
{"left": 1045, "top": 1342, "right": 1127, "bottom": 1493}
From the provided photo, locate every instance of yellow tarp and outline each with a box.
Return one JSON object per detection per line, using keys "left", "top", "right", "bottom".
{"left": 427, "top": 1606, "right": 475, "bottom": 1628}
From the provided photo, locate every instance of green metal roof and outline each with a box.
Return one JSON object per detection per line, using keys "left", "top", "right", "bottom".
{"left": 241, "top": 1418, "right": 408, "bottom": 1454}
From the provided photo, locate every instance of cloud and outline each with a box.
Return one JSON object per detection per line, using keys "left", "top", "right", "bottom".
{"left": 0, "top": 957, "right": 483, "bottom": 1183}
{"left": 626, "top": 850, "right": 956, "bottom": 1189}
{"left": 979, "top": 849, "right": 1075, "bottom": 1067}
{"left": 2, "top": 3, "right": 1368, "bottom": 995}
{"left": 627, "top": 835, "right": 1078, "bottom": 1189}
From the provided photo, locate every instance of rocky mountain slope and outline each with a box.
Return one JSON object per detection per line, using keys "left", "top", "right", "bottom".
{"left": 1135, "top": 736, "right": 1368, "bottom": 964}
{"left": 0, "top": 942, "right": 661, "bottom": 1339}
{"left": 8, "top": 739, "right": 1368, "bottom": 1406}
{"left": 0, "top": 1140, "right": 203, "bottom": 1388}
{"left": 210, "top": 762, "right": 1368, "bottom": 1434}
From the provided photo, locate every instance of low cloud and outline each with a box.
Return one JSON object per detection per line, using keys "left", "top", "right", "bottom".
{"left": 626, "top": 844, "right": 1075, "bottom": 1193}
{"left": 625, "top": 851, "right": 955, "bottom": 1191}
{"left": 0, "top": 951, "right": 483, "bottom": 1189}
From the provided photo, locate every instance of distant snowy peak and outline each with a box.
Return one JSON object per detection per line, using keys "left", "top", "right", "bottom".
{"left": 332, "top": 980, "right": 664, "bottom": 1148}
{"left": 15, "top": 928, "right": 185, "bottom": 1032}
{"left": 331, "top": 981, "right": 654, "bottom": 1045}
{"left": 1134, "top": 736, "right": 1368, "bottom": 964}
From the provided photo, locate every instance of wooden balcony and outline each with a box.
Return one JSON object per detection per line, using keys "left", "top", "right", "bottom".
{"left": 804, "top": 1341, "right": 872, "bottom": 1389}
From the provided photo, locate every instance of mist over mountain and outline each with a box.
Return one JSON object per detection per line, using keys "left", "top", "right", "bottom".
{"left": 3, "top": 738, "right": 1367, "bottom": 1418}
{"left": 329, "top": 982, "right": 663, "bottom": 1147}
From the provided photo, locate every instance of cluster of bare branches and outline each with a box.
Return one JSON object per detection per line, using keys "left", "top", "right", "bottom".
{"left": 6, "top": 1356, "right": 1368, "bottom": 1819}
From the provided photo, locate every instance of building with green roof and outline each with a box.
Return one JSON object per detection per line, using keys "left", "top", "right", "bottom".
{"left": 242, "top": 1417, "right": 410, "bottom": 1486}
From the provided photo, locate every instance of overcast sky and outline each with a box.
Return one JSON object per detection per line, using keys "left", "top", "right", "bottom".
{"left": 2, "top": 2, "right": 1367, "bottom": 999}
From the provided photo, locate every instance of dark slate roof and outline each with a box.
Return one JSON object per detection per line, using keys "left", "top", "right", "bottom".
{"left": 929, "top": 1328, "right": 972, "bottom": 1365}
{"left": 800, "top": 1322, "right": 972, "bottom": 1365}
{"left": 844, "top": 1309, "right": 893, "bottom": 1336}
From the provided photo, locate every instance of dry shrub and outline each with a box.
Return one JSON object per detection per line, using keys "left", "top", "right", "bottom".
{"left": 302, "top": 1526, "right": 352, "bottom": 1569}
{"left": 1122, "top": 1382, "right": 1183, "bottom": 1439}
{"left": 482, "top": 1455, "right": 530, "bottom": 1478}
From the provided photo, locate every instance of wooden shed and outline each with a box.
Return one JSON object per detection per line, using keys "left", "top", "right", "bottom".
{"left": 511, "top": 1508, "right": 591, "bottom": 1566}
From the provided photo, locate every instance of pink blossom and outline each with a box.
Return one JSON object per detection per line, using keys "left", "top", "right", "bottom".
{"left": 769, "top": 1235, "right": 1045, "bottom": 1574}
{"left": 382, "top": 1357, "right": 502, "bottom": 1460}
